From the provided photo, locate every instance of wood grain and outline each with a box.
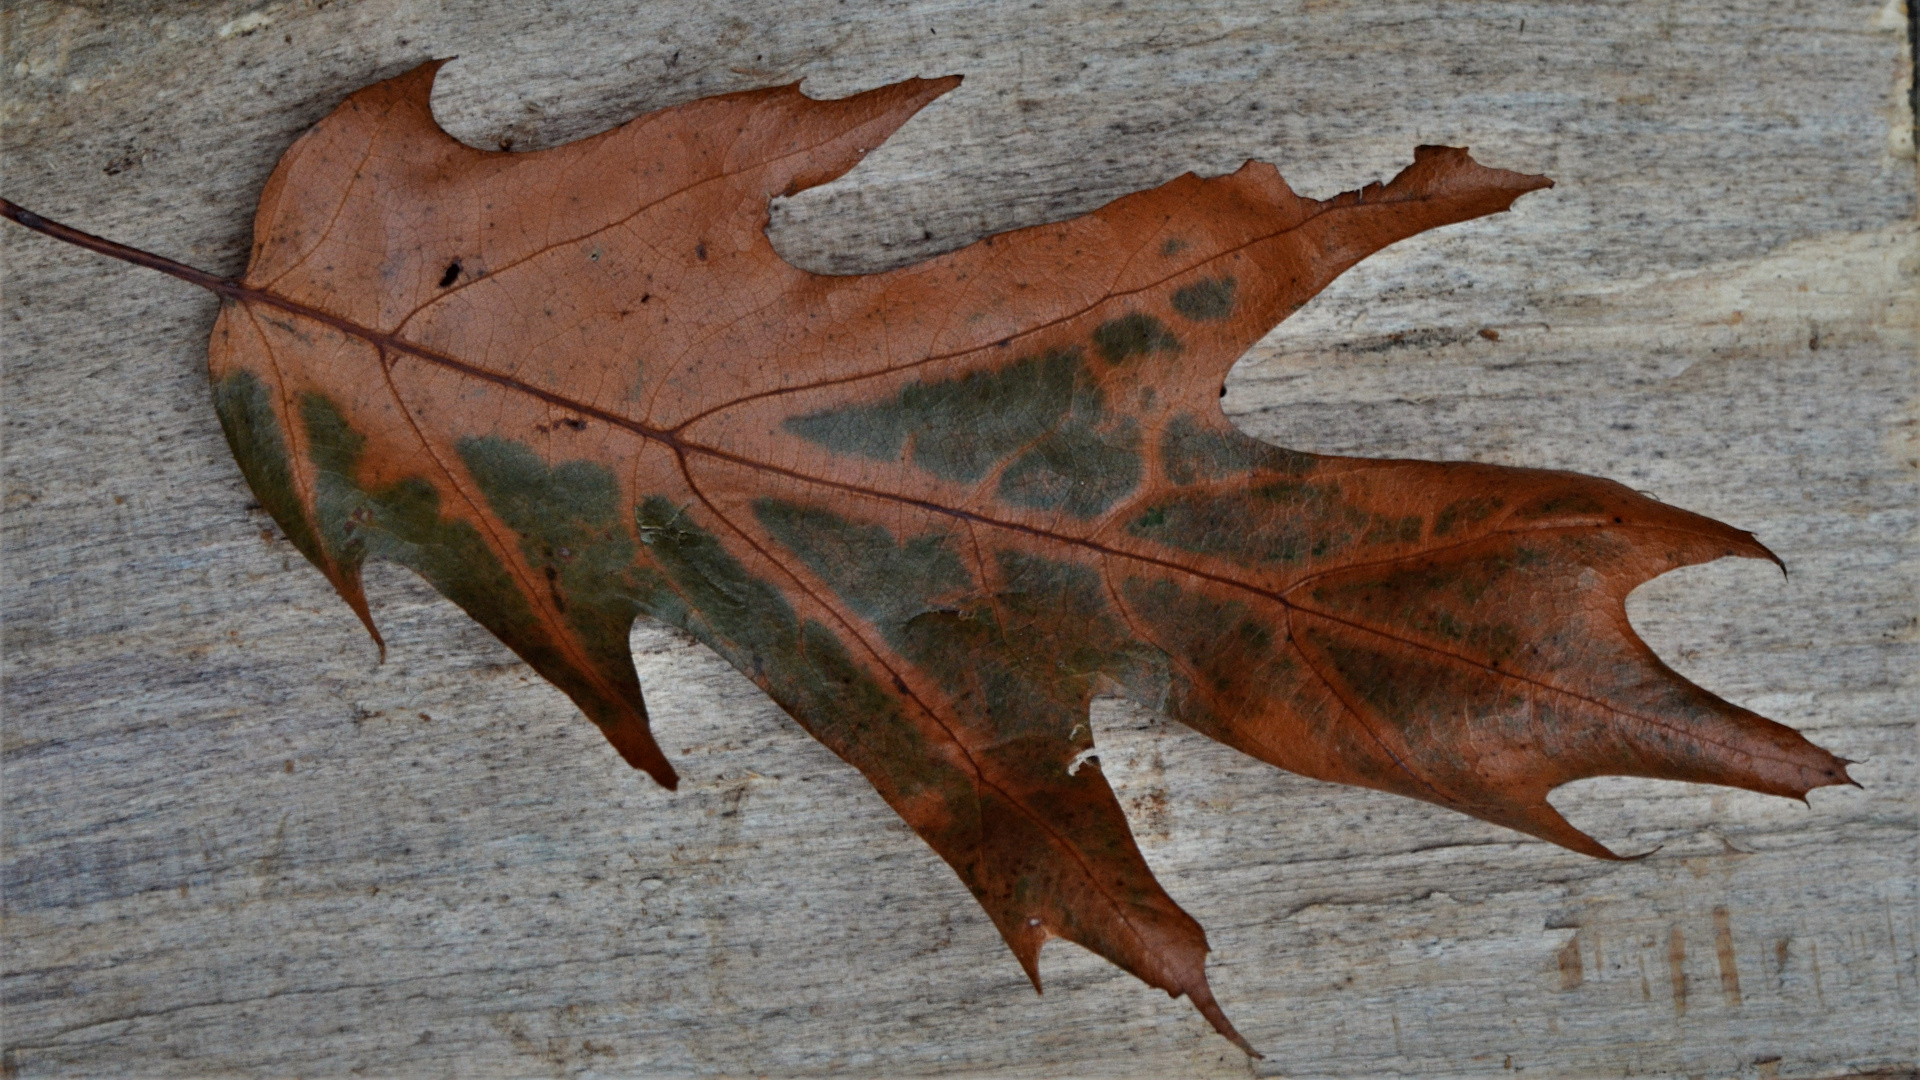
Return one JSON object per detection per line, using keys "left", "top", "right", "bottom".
{"left": 3, "top": 2, "right": 1914, "bottom": 1076}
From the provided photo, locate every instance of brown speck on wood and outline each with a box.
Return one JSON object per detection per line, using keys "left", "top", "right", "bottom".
{"left": 1713, "top": 906, "right": 1743, "bottom": 1007}
{"left": 1557, "top": 933, "right": 1584, "bottom": 991}
{"left": 1668, "top": 925, "right": 1689, "bottom": 1016}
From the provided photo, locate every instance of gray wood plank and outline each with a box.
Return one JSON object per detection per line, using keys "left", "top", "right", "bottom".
{"left": 3, "top": 1, "right": 1914, "bottom": 1076}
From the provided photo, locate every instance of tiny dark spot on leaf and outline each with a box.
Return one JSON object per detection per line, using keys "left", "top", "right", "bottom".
{"left": 439, "top": 261, "right": 461, "bottom": 287}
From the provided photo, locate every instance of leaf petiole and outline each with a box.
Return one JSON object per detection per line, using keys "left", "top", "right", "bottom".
{"left": 1, "top": 197, "right": 236, "bottom": 296}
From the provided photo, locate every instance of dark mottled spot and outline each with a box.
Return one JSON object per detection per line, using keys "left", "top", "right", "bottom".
{"left": 784, "top": 349, "right": 1141, "bottom": 515}
{"left": 1311, "top": 628, "right": 1441, "bottom": 733}
{"left": 729, "top": 527, "right": 1194, "bottom": 953}
{"left": 212, "top": 371, "right": 323, "bottom": 567}
{"left": 996, "top": 405, "right": 1142, "bottom": 518}
{"left": 1360, "top": 514, "right": 1424, "bottom": 546}
{"left": 633, "top": 497, "right": 968, "bottom": 808}
{"left": 301, "top": 396, "right": 542, "bottom": 664}
{"left": 295, "top": 405, "right": 658, "bottom": 759}
{"left": 1433, "top": 496, "right": 1504, "bottom": 538}
{"left": 757, "top": 501, "right": 1165, "bottom": 736}
{"left": 784, "top": 348, "right": 1079, "bottom": 480}
{"left": 1128, "top": 480, "right": 1356, "bottom": 566}
{"left": 454, "top": 437, "right": 657, "bottom": 697}
{"left": 1119, "top": 576, "right": 1301, "bottom": 745}
{"left": 752, "top": 500, "right": 969, "bottom": 630}
{"left": 1092, "top": 313, "right": 1179, "bottom": 364}
{"left": 1519, "top": 492, "right": 1609, "bottom": 519}
{"left": 1304, "top": 552, "right": 1529, "bottom": 663}
{"left": 1303, "top": 627, "right": 1545, "bottom": 805}
{"left": 1160, "top": 413, "right": 1314, "bottom": 485}
{"left": 1171, "top": 277, "right": 1236, "bottom": 322}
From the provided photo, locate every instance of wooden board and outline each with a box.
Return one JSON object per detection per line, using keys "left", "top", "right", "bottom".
{"left": 3, "top": 2, "right": 1914, "bottom": 1076}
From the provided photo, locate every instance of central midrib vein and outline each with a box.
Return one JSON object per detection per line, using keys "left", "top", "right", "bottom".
{"left": 226, "top": 274, "right": 1292, "bottom": 597}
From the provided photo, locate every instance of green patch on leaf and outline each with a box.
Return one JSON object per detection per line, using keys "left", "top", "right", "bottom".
{"left": 1304, "top": 554, "right": 1528, "bottom": 664}
{"left": 636, "top": 496, "right": 966, "bottom": 806}
{"left": 1119, "top": 575, "right": 1299, "bottom": 739}
{"left": 1128, "top": 479, "right": 1357, "bottom": 565}
{"left": 300, "top": 395, "right": 544, "bottom": 666}
{"left": 458, "top": 437, "right": 652, "bottom": 685}
{"left": 1171, "top": 277, "right": 1236, "bottom": 322}
{"left": 997, "top": 403, "right": 1142, "bottom": 519}
{"left": 212, "top": 371, "right": 324, "bottom": 567}
{"left": 1310, "top": 628, "right": 1438, "bottom": 735}
{"left": 783, "top": 348, "right": 1081, "bottom": 482}
{"left": 758, "top": 501, "right": 1164, "bottom": 740}
{"left": 1433, "top": 495, "right": 1504, "bottom": 537}
{"left": 1360, "top": 514, "right": 1425, "bottom": 546}
{"left": 1517, "top": 492, "right": 1609, "bottom": 519}
{"left": 1160, "top": 413, "right": 1314, "bottom": 485}
{"left": 784, "top": 348, "right": 1143, "bottom": 517}
{"left": 752, "top": 499, "right": 970, "bottom": 631}
{"left": 1092, "top": 313, "right": 1180, "bottom": 364}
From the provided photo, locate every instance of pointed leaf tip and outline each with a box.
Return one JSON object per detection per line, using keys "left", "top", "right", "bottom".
{"left": 393, "top": 56, "right": 454, "bottom": 99}
{"left": 349, "top": 600, "right": 386, "bottom": 663}
{"left": 1186, "top": 976, "right": 1260, "bottom": 1058}
{"left": 599, "top": 716, "right": 677, "bottom": 788}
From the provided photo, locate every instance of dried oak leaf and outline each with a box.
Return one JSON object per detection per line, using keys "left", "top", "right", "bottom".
{"left": 2, "top": 62, "right": 1852, "bottom": 1052}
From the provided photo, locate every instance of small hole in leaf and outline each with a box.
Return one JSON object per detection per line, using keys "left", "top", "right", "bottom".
{"left": 439, "top": 261, "right": 461, "bottom": 288}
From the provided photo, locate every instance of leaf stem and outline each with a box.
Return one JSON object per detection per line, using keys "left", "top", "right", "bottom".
{"left": 1, "top": 198, "right": 236, "bottom": 295}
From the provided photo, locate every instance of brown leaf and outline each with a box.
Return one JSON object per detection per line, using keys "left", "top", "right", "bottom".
{"left": 0, "top": 61, "right": 1852, "bottom": 1054}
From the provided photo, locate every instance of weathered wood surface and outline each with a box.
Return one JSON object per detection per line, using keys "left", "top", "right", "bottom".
{"left": 2, "top": 1, "right": 1914, "bottom": 1076}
